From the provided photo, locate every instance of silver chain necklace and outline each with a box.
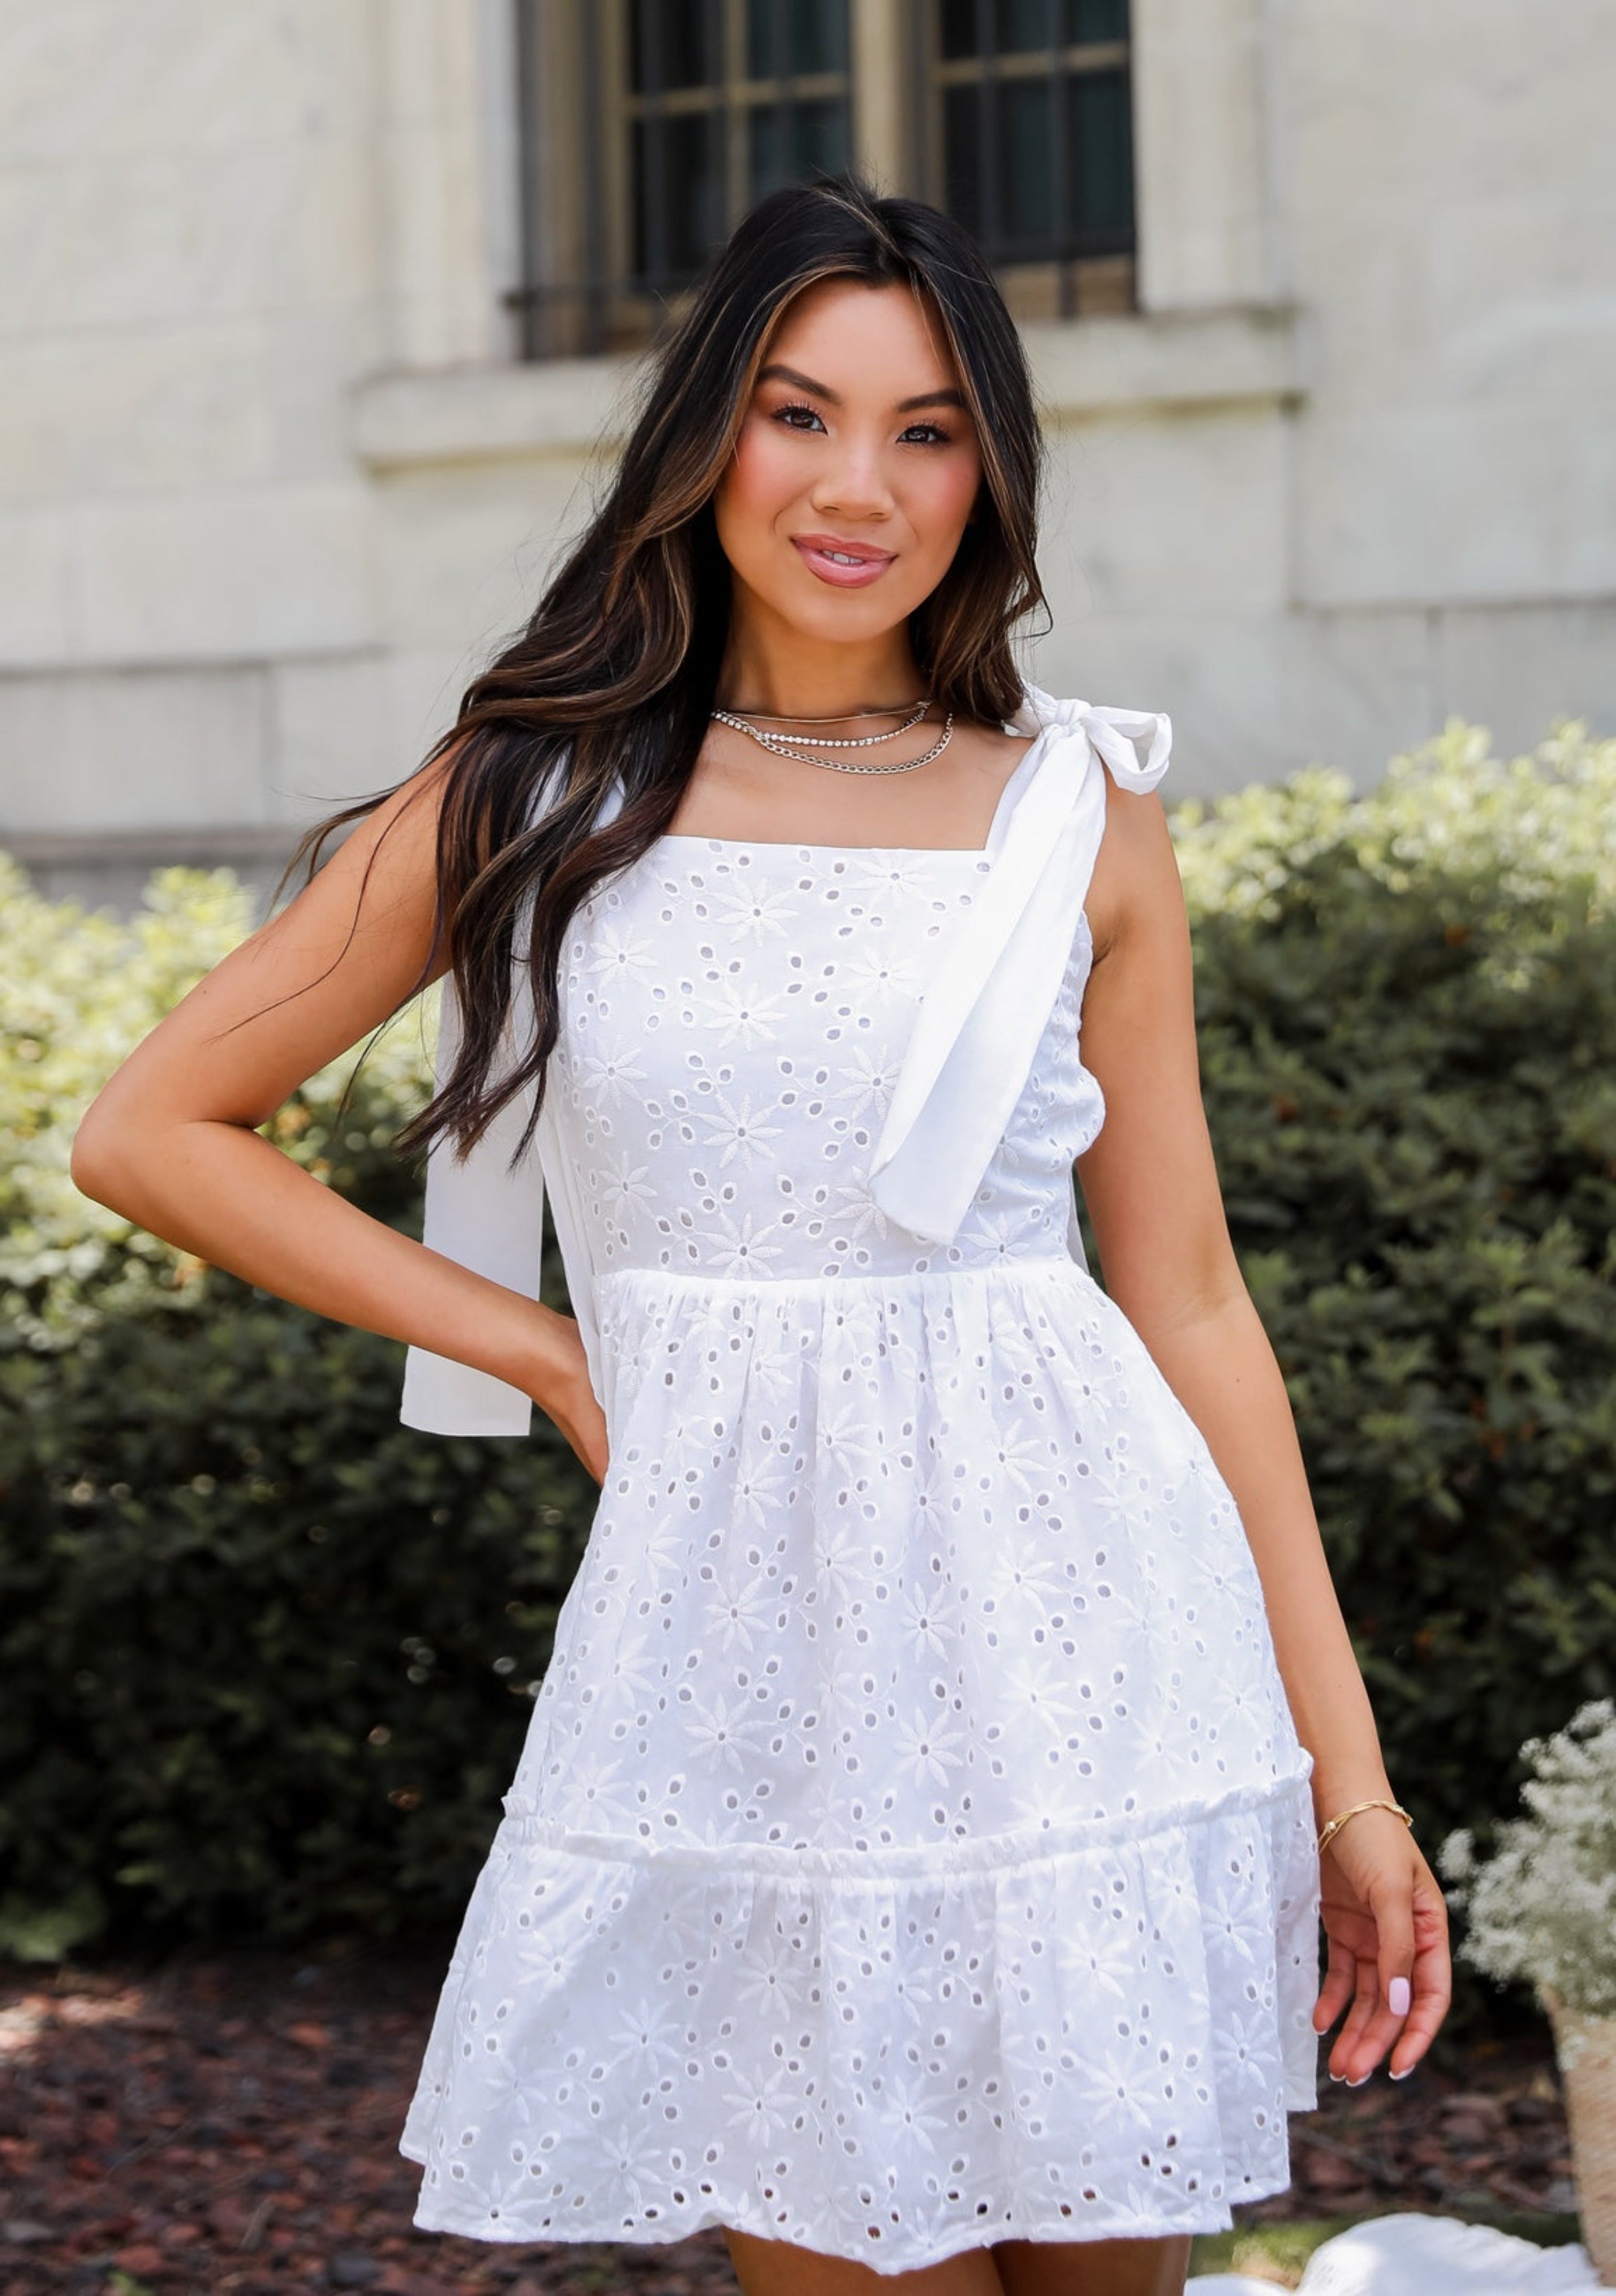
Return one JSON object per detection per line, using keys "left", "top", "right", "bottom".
{"left": 711, "top": 702, "right": 955, "bottom": 776}
{"left": 716, "top": 698, "right": 931, "bottom": 739}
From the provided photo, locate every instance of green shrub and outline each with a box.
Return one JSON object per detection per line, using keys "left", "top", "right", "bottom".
{"left": 1, "top": 722, "right": 1613, "bottom": 2000}
{"left": 0, "top": 850, "right": 594, "bottom": 1954}
{"left": 0, "top": 1293, "right": 588, "bottom": 1956}
{"left": 1173, "top": 722, "right": 1616, "bottom": 1851}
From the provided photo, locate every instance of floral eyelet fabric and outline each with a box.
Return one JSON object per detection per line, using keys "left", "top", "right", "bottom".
{"left": 400, "top": 836, "right": 1320, "bottom": 2272}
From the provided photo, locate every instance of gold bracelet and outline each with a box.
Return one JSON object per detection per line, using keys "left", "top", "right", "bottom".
{"left": 1316, "top": 1797, "right": 1414, "bottom": 1857}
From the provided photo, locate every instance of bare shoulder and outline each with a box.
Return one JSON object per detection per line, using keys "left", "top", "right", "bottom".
{"left": 1085, "top": 765, "right": 1183, "bottom": 966}
{"left": 954, "top": 716, "right": 1038, "bottom": 768}
{"left": 247, "top": 749, "right": 457, "bottom": 996}
{"left": 962, "top": 719, "right": 1037, "bottom": 754}
{"left": 950, "top": 714, "right": 1040, "bottom": 809}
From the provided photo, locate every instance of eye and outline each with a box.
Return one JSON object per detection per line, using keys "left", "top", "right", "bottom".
{"left": 900, "top": 421, "right": 954, "bottom": 447}
{"left": 772, "top": 401, "right": 826, "bottom": 433}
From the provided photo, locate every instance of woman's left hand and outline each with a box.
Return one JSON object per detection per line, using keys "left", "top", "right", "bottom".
{"left": 1312, "top": 1808, "right": 1453, "bottom": 2083}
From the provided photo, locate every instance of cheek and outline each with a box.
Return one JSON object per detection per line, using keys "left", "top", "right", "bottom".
{"left": 913, "top": 454, "right": 983, "bottom": 546}
{"left": 718, "top": 424, "right": 797, "bottom": 541}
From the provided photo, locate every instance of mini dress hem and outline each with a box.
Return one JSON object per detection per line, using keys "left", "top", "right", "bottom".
{"left": 399, "top": 2179, "right": 1301, "bottom": 2274}
{"left": 398, "top": 1770, "right": 1319, "bottom": 2260}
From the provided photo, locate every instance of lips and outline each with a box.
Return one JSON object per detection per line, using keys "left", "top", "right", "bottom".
{"left": 791, "top": 533, "right": 896, "bottom": 590}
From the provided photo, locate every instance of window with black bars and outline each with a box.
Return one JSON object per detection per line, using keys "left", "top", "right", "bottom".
{"left": 511, "top": 1, "right": 1134, "bottom": 360}
{"left": 629, "top": 0, "right": 852, "bottom": 290}
{"left": 926, "top": 0, "right": 1135, "bottom": 320}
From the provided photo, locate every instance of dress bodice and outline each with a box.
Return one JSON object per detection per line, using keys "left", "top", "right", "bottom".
{"left": 399, "top": 688, "right": 1173, "bottom": 1434}
{"left": 551, "top": 838, "right": 1107, "bottom": 1283}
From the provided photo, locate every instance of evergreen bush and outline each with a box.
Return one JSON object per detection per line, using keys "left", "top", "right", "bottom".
{"left": 2, "top": 721, "right": 1613, "bottom": 1992}
{"left": 0, "top": 852, "right": 592, "bottom": 1956}
{"left": 1175, "top": 722, "right": 1616, "bottom": 1841}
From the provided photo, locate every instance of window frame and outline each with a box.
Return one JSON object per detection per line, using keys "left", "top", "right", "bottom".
{"left": 617, "top": 0, "right": 853, "bottom": 291}
{"left": 916, "top": 3, "right": 1136, "bottom": 319}
{"left": 511, "top": 0, "right": 1139, "bottom": 360}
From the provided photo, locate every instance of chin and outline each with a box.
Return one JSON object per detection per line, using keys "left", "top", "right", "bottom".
{"left": 797, "top": 601, "right": 899, "bottom": 640}
{"left": 777, "top": 578, "right": 926, "bottom": 641}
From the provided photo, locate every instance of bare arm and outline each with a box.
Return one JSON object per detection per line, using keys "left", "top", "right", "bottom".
{"left": 70, "top": 761, "right": 606, "bottom": 1476}
{"left": 1076, "top": 781, "right": 1389, "bottom": 1819}
{"left": 1076, "top": 775, "right": 1450, "bottom": 2078}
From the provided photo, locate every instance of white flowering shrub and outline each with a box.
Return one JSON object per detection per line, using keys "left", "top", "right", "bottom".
{"left": 1439, "top": 1701, "right": 1616, "bottom": 2019}
{"left": 1172, "top": 715, "right": 1616, "bottom": 932}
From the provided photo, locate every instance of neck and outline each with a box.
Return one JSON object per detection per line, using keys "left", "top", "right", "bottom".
{"left": 716, "top": 611, "right": 924, "bottom": 720}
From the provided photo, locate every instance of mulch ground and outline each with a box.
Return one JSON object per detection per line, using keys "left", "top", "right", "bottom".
{"left": 0, "top": 1940, "right": 1577, "bottom": 2295}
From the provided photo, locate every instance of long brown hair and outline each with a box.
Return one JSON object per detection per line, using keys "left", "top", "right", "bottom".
{"left": 273, "top": 175, "right": 1051, "bottom": 1172}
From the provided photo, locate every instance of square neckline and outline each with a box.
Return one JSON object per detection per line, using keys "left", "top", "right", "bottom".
{"left": 653, "top": 721, "right": 1050, "bottom": 861}
{"left": 653, "top": 833, "right": 993, "bottom": 859}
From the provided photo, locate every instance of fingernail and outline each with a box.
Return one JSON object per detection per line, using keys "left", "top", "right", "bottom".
{"left": 1390, "top": 2064, "right": 1416, "bottom": 2081}
{"left": 1328, "top": 2069, "right": 1344, "bottom": 2083}
{"left": 1388, "top": 1976, "right": 1411, "bottom": 2016}
{"left": 1347, "top": 2072, "right": 1372, "bottom": 2087}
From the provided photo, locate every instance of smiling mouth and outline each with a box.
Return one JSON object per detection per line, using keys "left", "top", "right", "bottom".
{"left": 796, "top": 537, "right": 893, "bottom": 564}
{"left": 791, "top": 535, "right": 897, "bottom": 586}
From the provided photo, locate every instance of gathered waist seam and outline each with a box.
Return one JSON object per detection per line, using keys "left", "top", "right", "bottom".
{"left": 594, "top": 1253, "right": 1087, "bottom": 1296}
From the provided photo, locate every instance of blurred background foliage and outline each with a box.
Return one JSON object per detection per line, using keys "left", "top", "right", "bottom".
{"left": 2, "top": 719, "right": 1613, "bottom": 2038}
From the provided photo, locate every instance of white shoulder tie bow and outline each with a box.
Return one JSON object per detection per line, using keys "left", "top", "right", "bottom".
{"left": 866, "top": 689, "right": 1172, "bottom": 1248}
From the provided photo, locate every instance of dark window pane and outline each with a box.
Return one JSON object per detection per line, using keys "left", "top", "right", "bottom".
{"left": 943, "top": 60, "right": 1133, "bottom": 259}
{"left": 1066, "top": 64, "right": 1132, "bottom": 244}
{"left": 633, "top": 108, "right": 724, "bottom": 282}
{"left": 1065, "top": 0, "right": 1128, "bottom": 41}
{"left": 1001, "top": 79, "right": 1056, "bottom": 241}
{"left": 749, "top": 97, "right": 851, "bottom": 200}
{"left": 747, "top": 0, "right": 849, "bottom": 77}
{"left": 942, "top": 0, "right": 1128, "bottom": 63}
{"left": 946, "top": 80, "right": 1053, "bottom": 255}
{"left": 940, "top": 0, "right": 989, "bottom": 61}
{"left": 629, "top": 0, "right": 715, "bottom": 94}
{"left": 942, "top": 82, "right": 984, "bottom": 233}
{"left": 996, "top": 0, "right": 1058, "bottom": 55}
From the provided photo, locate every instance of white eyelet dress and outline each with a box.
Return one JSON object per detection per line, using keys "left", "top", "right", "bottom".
{"left": 396, "top": 688, "right": 1321, "bottom": 2273}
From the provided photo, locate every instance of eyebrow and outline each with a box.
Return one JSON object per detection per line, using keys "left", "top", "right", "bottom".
{"left": 756, "top": 361, "right": 969, "bottom": 414}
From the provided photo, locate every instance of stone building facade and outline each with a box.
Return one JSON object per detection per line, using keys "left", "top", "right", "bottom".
{"left": 2, "top": 1, "right": 1612, "bottom": 913}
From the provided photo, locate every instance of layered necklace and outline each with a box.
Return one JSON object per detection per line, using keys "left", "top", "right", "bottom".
{"left": 710, "top": 697, "right": 954, "bottom": 776}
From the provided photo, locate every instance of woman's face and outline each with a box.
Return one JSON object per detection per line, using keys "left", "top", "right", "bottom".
{"left": 713, "top": 277, "right": 985, "bottom": 652}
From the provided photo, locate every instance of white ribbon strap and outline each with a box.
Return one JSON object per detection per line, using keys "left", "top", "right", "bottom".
{"left": 867, "top": 693, "right": 1172, "bottom": 1247}
{"left": 398, "top": 971, "right": 546, "bottom": 1436}
{"left": 399, "top": 761, "right": 618, "bottom": 1437}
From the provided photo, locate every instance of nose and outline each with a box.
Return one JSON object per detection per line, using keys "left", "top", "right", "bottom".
{"left": 810, "top": 432, "right": 894, "bottom": 523}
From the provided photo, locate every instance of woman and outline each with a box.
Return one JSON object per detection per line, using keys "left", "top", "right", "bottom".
{"left": 73, "top": 179, "right": 1451, "bottom": 2296}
